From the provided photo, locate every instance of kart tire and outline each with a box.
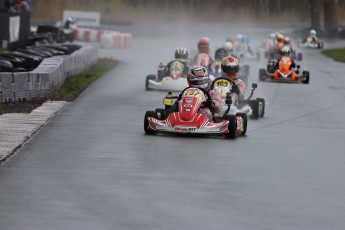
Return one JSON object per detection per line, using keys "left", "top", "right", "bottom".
{"left": 249, "top": 99, "right": 259, "bottom": 119}
{"left": 318, "top": 42, "right": 324, "bottom": 49}
{"left": 259, "top": 68, "right": 266, "bottom": 82}
{"left": 236, "top": 112, "right": 247, "bottom": 136}
{"left": 298, "top": 53, "right": 303, "bottom": 61}
{"left": 145, "top": 74, "right": 156, "bottom": 91}
{"left": 256, "top": 98, "right": 265, "bottom": 118}
{"left": 302, "top": 71, "right": 310, "bottom": 84}
{"left": 144, "top": 111, "right": 157, "bottom": 135}
{"left": 224, "top": 115, "right": 237, "bottom": 139}
{"left": 264, "top": 52, "right": 269, "bottom": 59}
{"left": 155, "top": 108, "right": 166, "bottom": 120}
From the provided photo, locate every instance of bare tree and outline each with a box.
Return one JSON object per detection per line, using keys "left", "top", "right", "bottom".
{"left": 324, "top": 0, "right": 338, "bottom": 32}
{"left": 310, "top": 0, "right": 323, "bottom": 30}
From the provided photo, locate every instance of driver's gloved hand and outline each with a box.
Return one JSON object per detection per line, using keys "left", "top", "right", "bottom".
{"left": 232, "top": 84, "right": 241, "bottom": 95}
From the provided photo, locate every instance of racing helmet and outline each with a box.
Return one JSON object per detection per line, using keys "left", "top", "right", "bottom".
{"left": 280, "top": 46, "right": 291, "bottom": 56}
{"left": 277, "top": 33, "right": 284, "bottom": 43}
{"left": 197, "top": 38, "right": 210, "bottom": 53}
{"left": 221, "top": 56, "right": 239, "bottom": 79}
{"left": 223, "top": 41, "right": 234, "bottom": 52}
{"left": 175, "top": 47, "right": 189, "bottom": 62}
{"left": 241, "top": 35, "right": 249, "bottom": 45}
{"left": 310, "top": 29, "right": 316, "bottom": 36}
{"left": 283, "top": 37, "right": 291, "bottom": 45}
{"left": 187, "top": 66, "right": 210, "bottom": 90}
{"left": 214, "top": 48, "right": 229, "bottom": 60}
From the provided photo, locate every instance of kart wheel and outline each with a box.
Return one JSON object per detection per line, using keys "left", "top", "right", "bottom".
{"left": 155, "top": 108, "right": 166, "bottom": 120}
{"left": 259, "top": 68, "right": 266, "bottom": 82}
{"left": 144, "top": 111, "right": 157, "bottom": 135}
{"left": 236, "top": 112, "right": 247, "bottom": 136}
{"left": 224, "top": 115, "right": 237, "bottom": 139}
{"left": 302, "top": 71, "right": 310, "bottom": 84}
{"left": 298, "top": 53, "right": 303, "bottom": 61}
{"left": 318, "top": 42, "right": 324, "bottom": 49}
{"left": 264, "top": 52, "right": 269, "bottom": 59}
{"left": 256, "top": 98, "right": 265, "bottom": 118}
{"left": 145, "top": 74, "right": 156, "bottom": 91}
{"left": 249, "top": 99, "right": 259, "bottom": 119}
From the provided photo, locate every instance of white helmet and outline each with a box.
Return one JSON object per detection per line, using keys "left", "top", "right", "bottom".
{"left": 269, "top": 33, "right": 276, "bottom": 39}
{"left": 310, "top": 29, "right": 316, "bottom": 36}
{"left": 236, "top": 34, "right": 242, "bottom": 40}
{"left": 223, "top": 41, "right": 233, "bottom": 51}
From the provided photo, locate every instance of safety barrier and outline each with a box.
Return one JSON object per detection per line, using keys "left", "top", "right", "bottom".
{"left": 72, "top": 27, "right": 132, "bottom": 49}
{"left": 0, "top": 44, "right": 98, "bottom": 102}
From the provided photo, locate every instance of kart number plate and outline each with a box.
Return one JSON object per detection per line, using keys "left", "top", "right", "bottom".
{"left": 214, "top": 80, "right": 230, "bottom": 88}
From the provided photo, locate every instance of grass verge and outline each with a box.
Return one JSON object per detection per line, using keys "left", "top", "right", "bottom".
{"left": 322, "top": 48, "right": 345, "bottom": 63}
{"left": 51, "top": 58, "right": 117, "bottom": 101}
{"left": 0, "top": 58, "right": 117, "bottom": 114}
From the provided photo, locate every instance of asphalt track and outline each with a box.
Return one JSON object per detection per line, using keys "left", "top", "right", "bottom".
{"left": 0, "top": 21, "right": 345, "bottom": 230}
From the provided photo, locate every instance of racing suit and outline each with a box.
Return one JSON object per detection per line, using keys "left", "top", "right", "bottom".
{"left": 199, "top": 89, "right": 224, "bottom": 121}
{"left": 165, "top": 60, "right": 189, "bottom": 77}
{"left": 273, "top": 55, "right": 297, "bottom": 80}
{"left": 193, "top": 53, "right": 214, "bottom": 67}
{"left": 303, "top": 35, "right": 318, "bottom": 44}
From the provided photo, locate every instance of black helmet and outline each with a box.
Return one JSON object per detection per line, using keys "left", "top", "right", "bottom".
{"left": 214, "top": 48, "right": 229, "bottom": 60}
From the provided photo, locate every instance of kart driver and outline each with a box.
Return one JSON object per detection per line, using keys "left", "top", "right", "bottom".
{"left": 208, "top": 48, "right": 229, "bottom": 78}
{"left": 186, "top": 66, "right": 224, "bottom": 120}
{"left": 220, "top": 56, "right": 246, "bottom": 101}
{"left": 272, "top": 46, "right": 297, "bottom": 80}
{"left": 194, "top": 38, "right": 214, "bottom": 65}
{"left": 165, "top": 47, "right": 190, "bottom": 76}
{"left": 303, "top": 29, "right": 319, "bottom": 43}
{"left": 275, "top": 33, "right": 285, "bottom": 50}
{"left": 164, "top": 66, "right": 224, "bottom": 121}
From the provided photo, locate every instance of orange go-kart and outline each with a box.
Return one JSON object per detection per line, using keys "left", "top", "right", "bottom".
{"left": 258, "top": 57, "right": 309, "bottom": 84}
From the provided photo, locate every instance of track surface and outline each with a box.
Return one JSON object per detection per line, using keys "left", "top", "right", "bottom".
{"left": 1, "top": 22, "right": 345, "bottom": 230}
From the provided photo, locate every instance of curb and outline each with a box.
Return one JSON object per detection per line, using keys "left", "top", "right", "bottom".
{"left": 0, "top": 101, "right": 68, "bottom": 163}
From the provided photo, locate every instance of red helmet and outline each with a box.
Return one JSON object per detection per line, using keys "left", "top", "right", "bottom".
{"left": 197, "top": 38, "right": 209, "bottom": 53}
{"left": 221, "top": 56, "right": 239, "bottom": 79}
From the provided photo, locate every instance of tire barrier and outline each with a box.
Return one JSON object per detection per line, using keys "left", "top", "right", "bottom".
{"left": 0, "top": 44, "right": 98, "bottom": 102}
{"left": 72, "top": 27, "right": 132, "bottom": 49}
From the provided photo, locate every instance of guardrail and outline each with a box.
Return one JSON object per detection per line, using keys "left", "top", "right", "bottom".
{"left": 0, "top": 43, "right": 98, "bottom": 102}
{"left": 71, "top": 27, "right": 132, "bottom": 49}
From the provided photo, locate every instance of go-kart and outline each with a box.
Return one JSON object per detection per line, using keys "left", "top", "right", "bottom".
{"left": 259, "top": 58, "right": 310, "bottom": 84}
{"left": 144, "top": 87, "right": 247, "bottom": 138}
{"left": 145, "top": 60, "right": 188, "bottom": 91}
{"left": 211, "top": 77, "right": 265, "bottom": 119}
{"left": 298, "top": 38, "right": 324, "bottom": 49}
